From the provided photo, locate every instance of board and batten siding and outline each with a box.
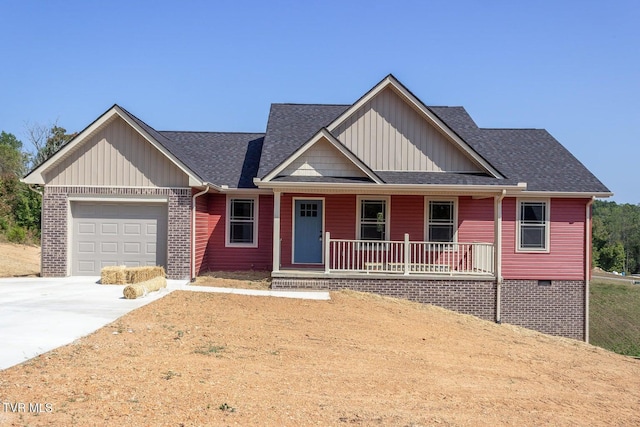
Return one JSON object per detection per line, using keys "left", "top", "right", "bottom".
{"left": 44, "top": 116, "right": 188, "bottom": 187}
{"left": 333, "top": 87, "right": 482, "bottom": 173}
{"left": 281, "top": 138, "right": 367, "bottom": 177}
{"left": 501, "top": 198, "right": 587, "bottom": 280}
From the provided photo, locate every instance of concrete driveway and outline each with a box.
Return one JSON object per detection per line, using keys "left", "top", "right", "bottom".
{"left": 0, "top": 276, "right": 186, "bottom": 371}
{"left": 0, "top": 277, "right": 330, "bottom": 371}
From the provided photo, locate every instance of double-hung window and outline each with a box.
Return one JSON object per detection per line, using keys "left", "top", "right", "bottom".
{"left": 517, "top": 200, "right": 549, "bottom": 251}
{"left": 358, "top": 198, "right": 389, "bottom": 241}
{"left": 226, "top": 196, "right": 258, "bottom": 247}
{"left": 427, "top": 199, "right": 456, "bottom": 242}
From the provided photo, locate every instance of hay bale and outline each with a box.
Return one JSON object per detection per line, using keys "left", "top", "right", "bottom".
{"left": 126, "top": 266, "right": 166, "bottom": 284}
{"left": 123, "top": 276, "right": 167, "bottom": 299}
{"left": 101, "top": 266, "right": 127, "bottom": 285}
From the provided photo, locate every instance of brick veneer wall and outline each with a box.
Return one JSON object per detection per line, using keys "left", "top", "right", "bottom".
{"left": 42, "top": 186, "right": 191, "bottom": 280}
{"left": 272, "top": 277, "right": 586, "bottom": 340}
{"left": 501, "top": 280, "right": 585, "bottom": 340}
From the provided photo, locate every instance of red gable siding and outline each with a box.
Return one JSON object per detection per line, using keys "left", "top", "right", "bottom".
{"left": 502, "top": 197, "right": 587, "bottom": 280}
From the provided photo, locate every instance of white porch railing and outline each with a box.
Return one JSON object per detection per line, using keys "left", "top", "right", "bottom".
{"left": 324, "top": 232, "right": 494, "bottom": 276}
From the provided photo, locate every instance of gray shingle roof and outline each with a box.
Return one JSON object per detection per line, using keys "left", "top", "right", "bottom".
{"left": 258, "top": 104, "right": 349, "bottom": 178}
{"left": 160, "top": 131, "right": 265, "bottom": 188}
{"left": 118, "top": 94, "right": 609, "bottom": 194}
{"left": 120, "top": 105, "right": 265, "bottom": 188}
{"left": 428, "top": 107, "right": 610, "bottom": 192}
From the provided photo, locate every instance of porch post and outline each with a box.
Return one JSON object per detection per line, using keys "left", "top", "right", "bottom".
{"left": 324, "top": 232, "right": 331, "bottom": 274}
{"left": 272, "top": 191, "right": 281, "bottom": 273}
{"left": 403, "top": 233, "right": 410, "bottom": 275}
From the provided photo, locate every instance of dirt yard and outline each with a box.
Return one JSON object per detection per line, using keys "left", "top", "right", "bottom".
{"left": 0, "top": 241, "right": 40, "bottom": 277}
{"left": 1, "top": 244, "right": 639, "bottom": 425}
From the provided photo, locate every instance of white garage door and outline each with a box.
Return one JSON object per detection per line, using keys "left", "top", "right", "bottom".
{"left": 71, "top": 202, "right": 168, "bottom": 276}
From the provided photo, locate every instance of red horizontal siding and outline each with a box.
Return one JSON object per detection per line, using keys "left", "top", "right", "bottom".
{"left": 204, "top": 193, "right": 273, "bottom": 271}
{"left": 502, "top": 198, "right": 587, "bottom": 280}
{"left": 193, "top": 191, "right": 211, "bottom": 275}
{"left": 457, "top": 196, "right": 494, "bottom": 243}
{"left": 390, "top": 195, "right": 424, "bottom": 241}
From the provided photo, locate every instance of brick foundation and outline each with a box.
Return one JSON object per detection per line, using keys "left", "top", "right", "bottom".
{"left": 501, "top": 280, "right": 585, "bottom": 340}
{"left": 42, "top": 186, "right": 191, "bottom": 280}
{"left": 272, "top": 277, "right": 497, "bottom": 321}
{"left": 272, "top": 276, "right": 586, "bottom": 340}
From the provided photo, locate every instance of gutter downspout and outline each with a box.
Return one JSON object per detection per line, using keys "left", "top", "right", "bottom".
{"left": 495, "top": 190, "right": 506, "bottom": 324}
{"left": 191, "top": 185, "right": 210, "bottom": 282}
{"left": 585, "top": 196, "right": 595, "bottom": 343}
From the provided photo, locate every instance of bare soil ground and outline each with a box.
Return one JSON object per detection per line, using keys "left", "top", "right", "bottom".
{"left": 0, "top": 241, "right": 40, "bottom": 277}
{"left": 1, "top": 245, "right": 639, "bottom": 425}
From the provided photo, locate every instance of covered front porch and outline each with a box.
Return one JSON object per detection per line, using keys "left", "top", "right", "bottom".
{"left": 268, "top": 189, "right": 511, "bottom": 280}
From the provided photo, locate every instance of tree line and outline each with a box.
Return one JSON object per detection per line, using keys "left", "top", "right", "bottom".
{"left": 0, "top": 126, "right": 75, "bottom": 243}
{"left": 592, "top": 200, "right": 640, "bottom": 274}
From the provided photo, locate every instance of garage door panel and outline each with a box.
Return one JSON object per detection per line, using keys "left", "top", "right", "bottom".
{"left": 145, "top": 242, "right": 156, "bottom": 255}
{"left": 124, "top": 223, "right": 142, "bottom": 235}
{"left": 101, "top": 223, "right": 118, "bottom": 235}
{"left": 78, "top": 222, "right": 96, "bottom": 235}
{"left": 78, "top": 242, "right": 95, "bottom": 254}
{"left": 123, "top": 242, "right": 141, "bottom": 254}
{"left": 78, "top": 260, "right": 97, "bottom": 274}
{"left": 72, "top": 202, "right": 168, "bottom": 276}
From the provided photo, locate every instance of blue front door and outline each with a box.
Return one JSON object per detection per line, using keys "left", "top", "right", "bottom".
{"left": 294, "top": 200, "right": 323, "bottom": 264}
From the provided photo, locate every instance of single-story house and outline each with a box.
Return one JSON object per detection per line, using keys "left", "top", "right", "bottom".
{"left": 23, "top": 75, "right": 611, "bottom": 341}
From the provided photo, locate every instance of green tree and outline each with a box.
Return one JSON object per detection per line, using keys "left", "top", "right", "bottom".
{"left": 0, "top": 131, "right": 28, "bottom": 177}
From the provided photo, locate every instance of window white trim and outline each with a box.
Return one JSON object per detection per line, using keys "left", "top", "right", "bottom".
{"left": 356, "top": 196, "right": 390, "bottom": 241}
{"left": 225, "top": 195, "right": 259, "bottom": 248}
{"left": 291, "top": 197, "right": 325, "bottom": 265}
{"left": 516, "top": 198, "right": 550, "bottom": 253}
{"left": 424, "top": 197, "right": 458, "bottom": 242}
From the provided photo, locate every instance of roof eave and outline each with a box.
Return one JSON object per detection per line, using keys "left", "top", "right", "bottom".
{"left": 255, "top": 180, "right": 527, "bottom": 195}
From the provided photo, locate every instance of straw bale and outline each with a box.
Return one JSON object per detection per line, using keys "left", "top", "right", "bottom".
{"left": 123, "top": 276, "right": 167, "bottom": 299}
{"left": 100, "top": 266, "right": 127, "bottom": 285}
{"left": 126, "top": 266, "right": 166, "bottom": 284}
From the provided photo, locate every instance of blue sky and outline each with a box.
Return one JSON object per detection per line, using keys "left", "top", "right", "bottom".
{"left": 1, "top": 0, "right": 638, "bottom": 203}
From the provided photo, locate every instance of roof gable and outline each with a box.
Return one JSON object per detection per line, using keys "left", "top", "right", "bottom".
{"left": 23, "top": 105, "right": 203, "bottom": 186}
{"left": 43, "top": 115, "right": 189, "bottom": 187}
{"left": 332, "top": 86, "right": 483, "bottom": 173}
{"left": 326, "top": 75, "right": 502, "bottom": 178}
{"left": 261, "top": 128, "right": 382, "bottom": 184}
{"left": 258, "top": 104, "right": 349, "bottom": 179}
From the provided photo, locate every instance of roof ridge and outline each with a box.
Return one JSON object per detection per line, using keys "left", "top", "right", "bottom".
{"left": 481, "top": 127, "right": 545, "bottom": 131}
{"left": 271, "top": 103, "right": 351, "bottom": 107}
{"left": 160, "top": 130, "right": 264, "bottom": 135}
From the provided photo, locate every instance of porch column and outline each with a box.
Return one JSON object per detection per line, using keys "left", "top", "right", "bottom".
{"left": 494, "top": 190, "right": 505, "bottom": 323}
{"left": 272, "top": 191, "right": 281, "bottom": 273}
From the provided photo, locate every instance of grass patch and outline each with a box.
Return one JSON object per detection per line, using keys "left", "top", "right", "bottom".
{"left": 590, "top": 280, "right": 640, "bottom": 357}
{"left": 194, "top": 343, "right": 225, "bottom": 355}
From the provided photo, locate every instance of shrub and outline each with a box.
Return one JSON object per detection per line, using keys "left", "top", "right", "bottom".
{"left": 7, "top": 225, "right": 26, "bottom": 243}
